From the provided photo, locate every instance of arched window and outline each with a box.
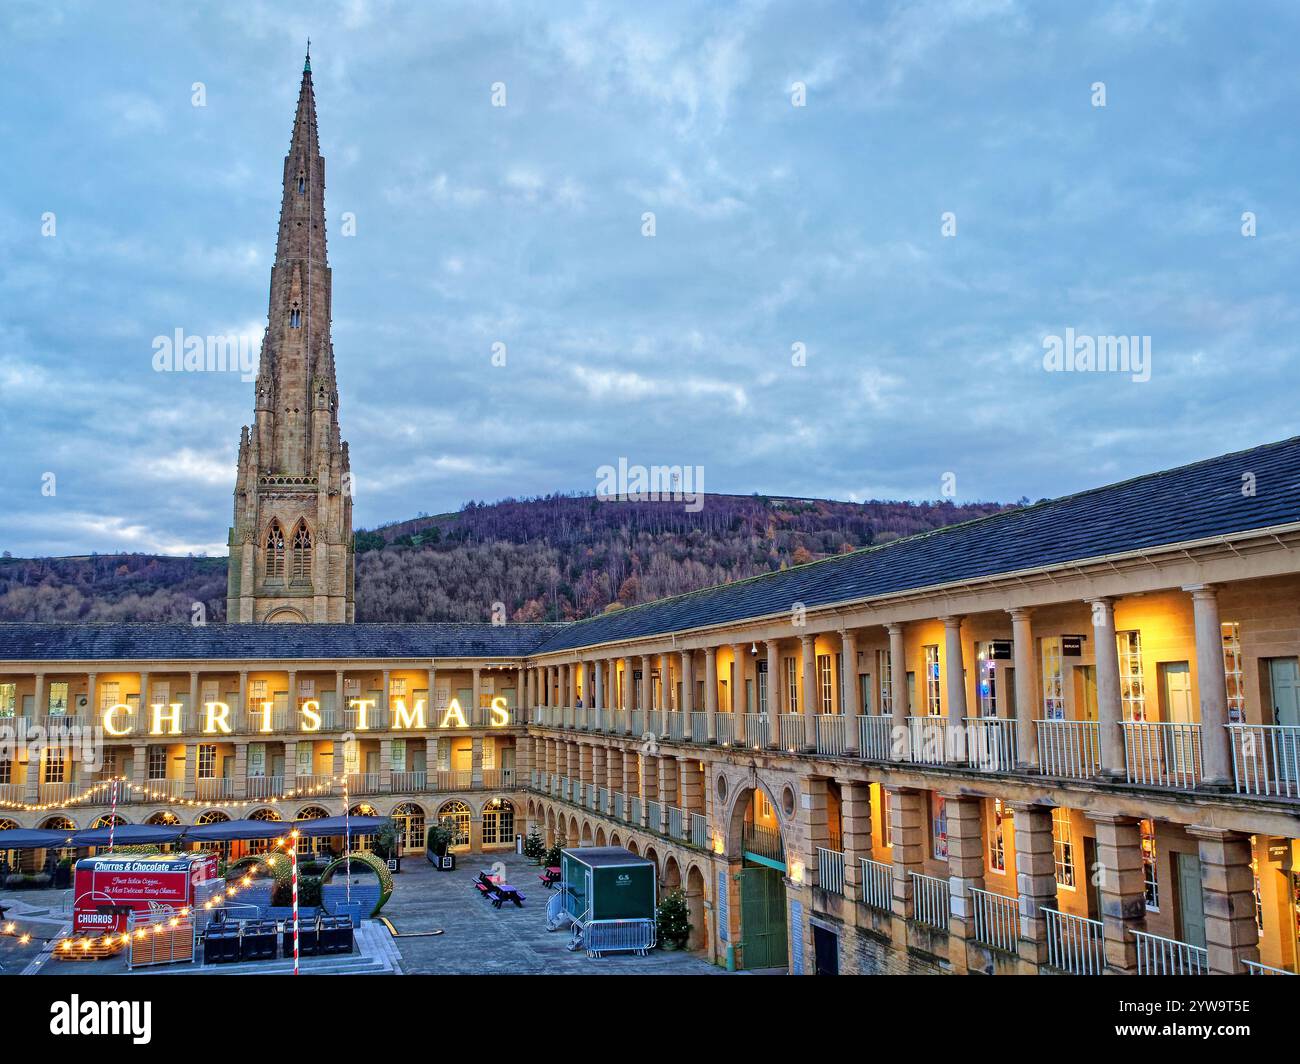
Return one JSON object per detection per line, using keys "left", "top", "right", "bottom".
{"left": 289, "top": 303, "right": 302, "bottom": 328}
{"left": 91, "top": 814, "right": 127, "bottom": 829}
{"left": 291, "top": 520, "right": 312, "bottom": 580}
{"left": 481, "top": 798, "right": 515, "bottom": 846}
{"left": 265, "top": 521, "right": 286, "bottom": 579}
{"left": 392, "top": 803, "right": 426, "bottom": 851}
{"left": 298, "top": 172, "right": 306, "bottom": 194}
{"left": 436, "top": 801, "right": 471, "bottom": 848}
{"left": 295, "top": 805, "right": 329, "bottom": 857}
{"left": 196, "top": 809, "right": 231, "bottom": 859}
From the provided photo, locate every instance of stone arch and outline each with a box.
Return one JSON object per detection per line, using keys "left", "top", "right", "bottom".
{"left": 663, "top": 854, "right": 682, "bottom": 893}
{"left": 264, "top": 605, "right": 308, "bottom": 623}
{"left": 610, "top": 831, "right": 621, "bottom": 848}
{"left": 0, "top": 818, "right": 19, "bottom": 831}
{"left": 581, "top": 820, "right": 593, "bottom": 845}
{"left": 595, "top": 826, "right": 607, "bottom": 847}
{"left": 685, "top": 863, "right": 708, "bottom": 951}
{"left": 248, "top": 807, "right": 283, "bottom": 821}
{"left": 567, "top": 814, "right": 580, "bottom": 845}
{"left": 480, "top": 798, "right": 514, "bottom": 847}
{"left": 436, "top": 800, "right": 472, "bottom": 849}
{"left": 40, "top": 814, "right": 77, "bottom": 831}
{"left": 90, "top": 814, "right": 128, "bottom": 829}
{"left": 195, "top": 810, "right": 229, "bottom": 825}
{"left": 724, "top": 777, "right": 787, "bottom": 861}
{"left": 643, "top": 844, "right": 660, "bottom": 880}
{"left": 626, "top": 838, "right": 640, "bottom": 856}
{"left": 294, "top": 804, "right": 330, "bottom": 822}
{"left": 144, "top": 811, "right": 181, "bottom": 826}
{"left": 392, "top": 802, "right": 426, "bottom": 851}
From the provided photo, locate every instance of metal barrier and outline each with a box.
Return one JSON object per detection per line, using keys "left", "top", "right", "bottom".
{"left": 1229, "top": 723, "right": 1300, "bottom": 797}
{"left": 1122, "top": 721, "right": 1202, "bottom": 789}
{"left": 815, "top": 715, "right": 847, "bottom": 756}
{"left": 583, "top": 917, "right": 657, "bottom": 957}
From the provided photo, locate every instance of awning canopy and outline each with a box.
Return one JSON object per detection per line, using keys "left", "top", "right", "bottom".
{"left": 71, "top": 825, "right": 185, "bottom": 847}
{"left": 0, "top": 828, "right": 73, "bottom": 850}
{"left": 292, "top": 815, "right": 389, "bottom": 838}
{"left": 184, "top": 818, "right": 295, "bottom": 842}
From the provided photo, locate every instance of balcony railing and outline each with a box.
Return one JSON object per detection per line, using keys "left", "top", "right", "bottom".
{"left": 665, "top": 712, "right": 685, "bottom": 741}
{"left": 742, "top": 823, "right": 784, "bottom": 862}
{"left": 391, "top": 770, "right": 428, "bottom": 792}
{"left": 1036, "top": 719, "right": 1100, "bottom": 779}
{"left": 611, "top": 790, "right": 625, "bottom": 820}
{"left": 482, "top": 768, "right": 514, "bottom": 790}
{"left": 1044, "top": 908, "right": 1105, "bottom": 975}
{"left": 667, "top": 805, "right": 685, "bottom": 840}
{"left": 1131, "top": 929, "right": 1207, "bottom": 975}
{"left": 816, "top": 847, "right": 845, "bottom": 896}
{"left": 1122, "top": 721, "right": 1202, "bottom": 789}
{"left": 243, "top": 708, "right": 290, "bottom": 734}
{"left": 859, "top": 715, "right": 893, "bottom": 760}
{"left": 644, "top": 710, "right": 663, "bottom": 738}
{"left": 0, "top": 782, "right": 26, "bottom": 803}
{"left": 1229, "top": 723, "right": 1300, "bottom": 797}
{"left": 645, "top": 799, "right": 662, "bottom": 830}
{"left": 195, "top": 777, "right": 234, "bottom": 801}
{"left": 436, "top": 769, "right": 472, "bottom": 791}
{"left": 630, "top": 711, "right": 646, "bottom": 737}
{"left": 966, "top": 717, "right": 1018, "bottom": 772}
{"left": 688, "top": 812, "right": 709, "bottom": 849}
{"left": 908, "top": 716, "right": 948, "bottom": 766}
{"left": 970, "top": 887, "right": 1018, "bottom": 953}
{"left": 911, "top": 871, "right": 950, "bottom": 932}
{"left": 38, "top": 781, "right": 81, "bottom": 805}
{"left": 246, "top": 775, "right": 285, "bottom": 799}
{"left": 742, "top": 713, "right": 769, "bottom": 750}
{"left": 348, "top": 772, "right": 384, "bottom": 795}
{"left": 142, "top": 777, "right": 185, "bottom": 800}
{"left": 858, "top": 857, "right": 892, "bottom": 912}
{"left": 714, "top": 713, "right": 735, "bottom": 747}
{"left": 689, "top": 711, "right": 708, "bottom": 741}
{"left": 777, "top": 713, "right": 804, "bottom": 751}
{"left": 1244, "top": 959, "right": 1295, "bottom": 975}
{"left": 815, "top": 715, "right": 847, "bottom": 757}
{"left": 629, "top": 796, "right": 642, "bottom": 825}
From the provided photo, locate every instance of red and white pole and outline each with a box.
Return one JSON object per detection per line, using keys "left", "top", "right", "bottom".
{"left": 291, "top": 832, "right": 299, "bottom": 975}
{"left": 107, "top": 779, "right": 119, "bottom": 852}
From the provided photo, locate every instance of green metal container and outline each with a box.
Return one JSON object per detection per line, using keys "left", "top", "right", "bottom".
{"left": 561, "top": 847, "right": 657, "bottom": 922}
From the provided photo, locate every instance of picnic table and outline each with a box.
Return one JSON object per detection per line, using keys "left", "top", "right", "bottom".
{"left": 496, "top": 884, "right": 526, "bottom": 908}
{"left": 474, "top": 872, "right": 526, "bottom": 909}
{"left": 540, "top": 866, "right": 561, "bottom": 888}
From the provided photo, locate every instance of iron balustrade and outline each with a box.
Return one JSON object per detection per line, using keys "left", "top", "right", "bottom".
{"left": 629, "top": 796, "right": 642, "bottom": 825}
{"left": 347, "top": 772, "right": 383, "bottom": 795}
{"left": 1229, "top": 723, "right": 1300, "bottom": 797}
{"left": 390, "top": 770, "right": 427, "bottom": 792}
{"left": 1036, "top": 719, "right": 1101, "bottom": 778}
{"left": 689, "top": 812, "right": 709, "bottom": 849}
{"left": 910, "top": 872, "right": 950, "bottom": 931}
{"left": 246, "top": 775, "right": 285, "bottom": 799}
{"left": 1131, "top": 929, "right": 1207, "bottom": 974}
{"left": 645, "top": 710, "right": 663, "bottom": 738}
{"left": 815, "top": 715, "right": 847, "bottom": 756}
{"left": 482, "top": 768, "right": 513, "bottom": 789}
{"left": 630, "top": 711, "right": 645, "bottom": 737}
{"left": 908, "top": 716, "right": 948, "bottom": 765}
{"left": 667, "top": 806, "right": 685, "bottom": 839}
{"left": 966, "top": 717, "right": 1018, "bottom": 772}
{"left": 858, "top": 857, "right": 893, "bottom": 912}
{"left": 646, "top": 799, "right": 663, "bottom": 831}
{"left": 612, "top": 790, "right": 626, "bottom": 819}
{"left": 666, "top": 712, "right": 685, "bottom": 741}
{"left": 1044, "top": 908, "right": 1105, "bottom": 975}
{"left": 195, "top": 777, "right": 234, "bottom": 801}
{"left": 689, "top": 711, "right": 709, "bottom": 741}
{"left": 38, "top": 781, "right": 81, "bottom": 804}
{"left": 714, "top": 714, "right": 735, "bottom": 747}
{"left": 436, "top": 769, "right": 472, "bottom": 791}
{"left": 777, "top": 713, "right": 804, "bottom": 751}
{"left": 743, "top": 714, "right": 769, "bottom": 750}
{"left": 1122, "top": 721, "right": 1202, "bottom": 789}
{"left": 858, "top": 715, "right": 893, "bottom": 760}
{"left": 1244, "top": 959, "right": 1295, "bottom": 975}
{"left": 816, "top": 847, "right": 845, "bottom": 896}
{"left": 243, "top": 707, "right": 290, "bottom": 734}
{"left": 970, "top": 887, "right": 1019, "bottom": 953}
{"left": 0, "top": 783, "right": 24, "bottom": 803}
{"left": 742, "top": 823, "right": 784, "bottom": 862}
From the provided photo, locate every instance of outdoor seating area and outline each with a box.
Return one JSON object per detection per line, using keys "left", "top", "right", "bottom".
{"left": 539, "top": 866, "right": 561, "bottom": 888}
{"left": 475, "top": 870, "right": 526, "bottom": 909}
{"left": 203, "top": 914, "right": 355, "bottom": 965}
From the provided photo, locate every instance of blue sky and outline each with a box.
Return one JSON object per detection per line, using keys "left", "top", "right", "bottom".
{"left": 1, "top": 0, "right": 1297, "bottom": 556}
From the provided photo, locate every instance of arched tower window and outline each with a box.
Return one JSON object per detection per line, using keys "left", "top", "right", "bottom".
{"left": 290, "top": 303, "right": 301, "bottom": 328}
{"left": 265, "top": 521, "right": 286, "bottom": 579}
{"left": 291, "top": 520, "right": 312, "bottom": 580}
{"left": 298, "top": 171, "right": 306, "bottom": 194}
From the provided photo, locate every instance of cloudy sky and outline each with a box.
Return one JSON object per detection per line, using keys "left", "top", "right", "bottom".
{"left": 1, "top": 0, "right": 1297, "bottom": 557}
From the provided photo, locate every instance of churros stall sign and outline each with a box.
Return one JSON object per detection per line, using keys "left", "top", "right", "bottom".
{"left": 72, "top": 853, "right": 217, "bottom": 935}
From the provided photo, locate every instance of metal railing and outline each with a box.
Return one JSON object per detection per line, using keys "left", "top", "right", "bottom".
{"left": 742, "top": 823, "right": 784, "bottom": 862}
{"left": 911, "top": 871, "right": 950, "bottom": 931}
{"left": 195, "top": 777, "right": 234, "bottom": 801}
{"left": 246, "top": 775, "right": 285, "bottom": 799}
{"left": 815, "top": 715, "right": 847, "bottom": 756}
{"left": 858, "top": 857, "right": 892, "bottom": 912}
{"left": 689, "top": 711, "right": 709, "bottom": 741}
{"left": 1132, "top": 929, "right": 1207, "bottom": 975}
{"left": 611, "top": 790, "right": 625, "bottom": 820}
{"left": 629, "top": 796, "right": 642, "bottom": 825}
{"left": 1122, "top": 721, "right": 1202, "bottom": 789}
{"left": 816, "top": 847, "right": 845, "bottom": 896}
{"left": 292, "top": 773, "right": 335, "bottom": 796}
{"left": 777, "top": 713, "right": 804, "bottom": 751}
{"left": 1229, "top": 723, "right": 1300, "bottom": 797}
{"left": 970, "top": 887, "right": 1019, "bottom": 953}
{"left": 348, "top": 772, "right": 384, "bottom": 795}
{"left": 630, "top": 711, "right": 645, "bottom": 737}
{"left": 859, "top": 715, "right": 893, "bottom": 760}
{"left": 714, "top": 713, "right": 735, "bottom": 747}
{"left": 1036, "top": 719, "right": 1100, "bottom": 778}
{"left": 482, "top": 768, "right": 514, "bottom": 789}
{"left": 667, "top": 806, "right": 685, "bottom": 839}
{"left": 1044, "top": 908, "right": 1105, "bottom": 975}
{"left": 390, "top": 770, "right": 427, "bottom": 792}
{"left": 0, "top": 782, "right": 25, "bottom": 803}
{"left": 645, "top": 799, "right": 663, "bottom": 831}
{"left": 665, "top": 712, "right": 685, "bottom": 741}
{"left": 644, "top": 710, "right": 663, "bottom": 738}
{"left": 689, "top": 812, "right": 709, "bottom": 849}
{"left": 742, "top": 713, "right": 769, "bottom": 750}
{"left": 436, "top": 769, "right": 472, "bottom": 791}
{"left": 1244, "top": 959, "right": 1294, "bottom": 975}
{"left": 243, "top": 707, "right": 290, "bottom": 734}
{"left": 908, "top": 716, "right": 948, "bottom": 765}
{"left": 966, "top": 717, "right": 1018, "bottom": 772}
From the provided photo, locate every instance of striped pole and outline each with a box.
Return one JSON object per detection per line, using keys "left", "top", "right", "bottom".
{"left": 107, "top": 779, "right": 119, "bottom": 851}
{"left": 343, "top": 773, "right": 351, "bottom": 904}
{"left": 291, "top": 832, "right": 299, "bottom": 975}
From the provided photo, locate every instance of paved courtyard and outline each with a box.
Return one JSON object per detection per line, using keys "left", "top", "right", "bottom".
{"left": 382, "top": 851, "right": 725, "bottom": 975}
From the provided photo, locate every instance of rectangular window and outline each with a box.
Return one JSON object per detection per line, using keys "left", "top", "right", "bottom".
{"left": 931, "top": 794, "right": 948, "bottom": 859}
{"left": 1221, "top": 622, "right": 1245, "bottom": 723}
{"left": 390, "top": 677, "right": 407, "bottom": 708}
{"left": 924, "top": 645, "right": 941, "bottom": 715}
{"left": 147, "top": 746, "right": 166, "bottom": 780}
{"left": 391, "top": 738, "right": 406, "bottom": 770}
{"left": 1117, "top": 631, "right": 1146, "bottom": 721}
{"left": 976, "top": 643, "right": 999, "bottom": 717}
{"left": 817, "top": 654, "right": 833, "bottom": 713}
{"left": 0, "top": 759, "right": 11, "bottom": 784}
{"left": 860, "top": 674, "right": 871, "bottom": 714}
{"left": 988, "top": 799, "right": 1006, "bottom": 873}
{"left": 248, "top": 743, "right": 266, "bottom": 778}
{"left": 99, "top": 681, "right": 120, "bottom": 710}
{"left": 757, "top": 660, "right": 768, "bottom": 715}
{"left": 1140, "top": 819, "right": 1159, "bottom": 910}
{"left": 197, "top": 744, "right": 217, "bottom": 779}
{"left": 877, "top": 649, "right": 893, "bottom": 714}
{"left": 249, "top": 679, "right": 268, "bottom": 706}
{"left": 0, "top": 683, "right": 14, "bottom": 718}
{"left": 784, "top": 657, "right": 799, "bottom": 713}
{"left": 297, "top": 745, "right": 313, "bottom": 776}
{"left": 43, "top": 750, "right": 65, "bottom": 784}
{"left": 879, "top": 787, "right": 892, "bottom": 848}
{"left": 48, "top": 682, "right": 69, "bottom": 715}
{"left": 1041, "top": 638, "right": 1065, "bottom": 720}
{"left": 1052, "top": 808, "right": 1075, "bottom": 888}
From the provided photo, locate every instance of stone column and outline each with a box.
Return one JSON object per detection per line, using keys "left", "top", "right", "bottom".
{"left": 620, "top": 656, "right": 632, "bottom": 723}
{"left": 593, "top": 659, "right": 604, "bottom": 731}
{"left": 841, "top": 780, "right": 872, "bottom": 900}
{"left": 1188, "top": 826, "right": 1260, "bottom": 974}
{"left": 765, "top": 639, "right": 781, "bottom": 750}
{"left": 842, "top": 629, "right": 861, "bottom": 754}
{"left": 888, "top": 623, "right": 910, "bottom": 760}
{"left": 471, "top": 666, "right": 482, "bottom": 727}
{"left": 132, "top": 671, "right": 144, "bottom": 725}
{"left": 621, "top": 751, "right": 637, "bottom": 820}
{"left": 1009, "top": 608, "right": 1038, "bottom": 771}
{"left": 732, "top": 642, "right": 748, "bottom": 745}
{"left": 943, "top": 794, "right": 985, "bottom": 973}
{"left": 1090, "top": 812, "right": 1146, "bottom": 973}
{"left": 640, "top": 654, "right": 652, "bottom": 717}
{"left": 130, "top": 745, "right": 147, "bottom": 793}
{"left": 800, "top": 634, "right": 817, "bottom": 751}
{"left": 1186, "top": 585, "right": 1232, "bottom": 788}
{"left": 183, "top": 744, "right": 197, "bottom": 800}
{"left": 234, "top": 741, "right": 249, "bottom": 799}
{"left": 943, "top": 616, "right": 968, "bottom": 763}
{"left": 658, "top": 756, "right": 679, "bottom": 828}
{"left": 680, "top": 650, "right": 694, "bottom": 739}
{"left": 1092, "top": 597, "right": 1126, "bottom": 777}
{"left": 1010, "top": 802, "right": 1057, "bottom": 971}
{"left": 287, "top": 669, "right": 298, "bottom": 733}
{"left": 379, "top": 668, "right": 390, "bottom": 730}
{"left": 704, "top": 646, "right": 718, "bottom": 742}
{"left": 799, "top": 776, "right": 831, "bottom": 891}
{"left": 889, "top": 788, "right": 925, "bottom": 933}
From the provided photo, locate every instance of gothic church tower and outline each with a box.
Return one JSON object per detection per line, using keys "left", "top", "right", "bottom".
{"left": 227, "top": 52, "right": 354, "bottom": 622}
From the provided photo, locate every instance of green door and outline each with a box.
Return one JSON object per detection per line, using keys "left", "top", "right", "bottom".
{"left": 739, "top": 865, "right": 788, "bottom": 970}
{"left": 1177, "top": 852, "right": 1206, "bottom": 949}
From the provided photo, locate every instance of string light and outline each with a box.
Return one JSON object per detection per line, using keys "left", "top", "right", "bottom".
{"left": 0, "top": 774, "right": 352, "bottom": 814}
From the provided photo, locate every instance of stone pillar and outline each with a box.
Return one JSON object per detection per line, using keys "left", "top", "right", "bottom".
{"left": 943, "top": 617, "right": 968, "bottom": 763}
{"left": 680, "top": 650, "right": 694, "bottom": 739}
{"left": 889, "top": 788, "right": 925, "bottom": 932}
{"left": 1092, "top": 597, "right": 1126, "bottom": 778}
{"left": 765, "top": 639, "right": 781, "bottom": 749}
{"left": 888, "top": 623, "right": 910, "bottom": 760}
{"left": 379, "top": 737, "right": 394, "bottom": 791}
{"left": 943, "top": 794, "right": 985, "bottom": 973}
{"left": 187, "top": 670, "right": 200, "bottom": 733}
{"left": 1186, "top": 585, "right": 1232, "bottom": 788}
{"left": 661, "top": 652, "right": 674, "bottom": 711}
{"left": 1090, "top": 812, "right": 1146, "bottom": 973}
{"left": 234, "top": 741, "right": 249, "bottom": 799}
{"left": 130, "top": 745, "right": 147, "bottom": 793}
{"left": 1010, "top": 802, "right": 1057, "bottom": 971}
{"left": 800, "top": 634, "right": 817, "bottom": 751}
{"left": 679, "top": 757, "right": 703, "bottom": 817}
{"left": 658, "top": 756, "right": 679, "bottom": 824}
{"left": 1009, "top": 608, "right": 1038, "bottom": 771}
{"left": 287, "top": 669, "right": 298, "bottom": 733}
{"left": 621, "top": 752, "right": 637, "bottom": 820}
{"left": 183, "top": 744, "right": 197, "bottom": 800}
{"left": 640, "top": 655, "right": 652, "bottom": 716}
{"left": 593, "top": 659, "right": 604, "bottom": 731}
{"left": 471, "top": 666, "right": 482, "bottom": 726}
{"left": 842, "top": 629, "right": 861, "bottom": 754}
{"left": 1188, "top": 826, "right": 1260, "bottom": 974}
{"left": 620, "top": 656, "right": 632, "bottom": 721}
{"left": 841, "top": 780, "right": 872, "bottom": 900}
{"left": 799, "top": 776, "right": 831, "bottom": 890}
{"left": 704, "top": 646, "right": 718, "bottom": 742}
{"left": 426, "top": 665, "right": 438, "bottom": 725}
{"left": 732, "top": 642, "right": 748, "bottom": 744}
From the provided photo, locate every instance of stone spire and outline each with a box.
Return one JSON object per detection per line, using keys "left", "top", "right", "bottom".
{"left": 228, "top": 55, "right": 353, "bottom": 624}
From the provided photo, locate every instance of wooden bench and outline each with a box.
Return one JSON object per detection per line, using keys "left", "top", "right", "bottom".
{"left": 474, "top": 881, "right": 504, "bottom": 908}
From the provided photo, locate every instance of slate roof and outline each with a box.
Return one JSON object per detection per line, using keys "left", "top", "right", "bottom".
{"left": 1, "top": 435, "right": 1297, "bottom": 663}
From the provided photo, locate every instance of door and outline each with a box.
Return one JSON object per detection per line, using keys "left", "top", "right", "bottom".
{"left": 739, "top": 864, "right": 788, "bottom": 970}
{"left": 1083, "top": 837, "right": 1102, "bottom": 920}
{"left": 1176, "top": 852, "right": 1206, "bottom": 949}
{"left": 813, "top": 923, "right": 839, "bottom": 975}
{"left": 1270, "top": 658, "right": 1300, "bottom": 784}
{"left": 1160, "top": 662, "right": 1196, "bottom": 778}
{"left": 1078, "top": 666, "right": 1098, "bottom": 722}
{"left": 456, "top": 687, "right": 473, "bottom": 725}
